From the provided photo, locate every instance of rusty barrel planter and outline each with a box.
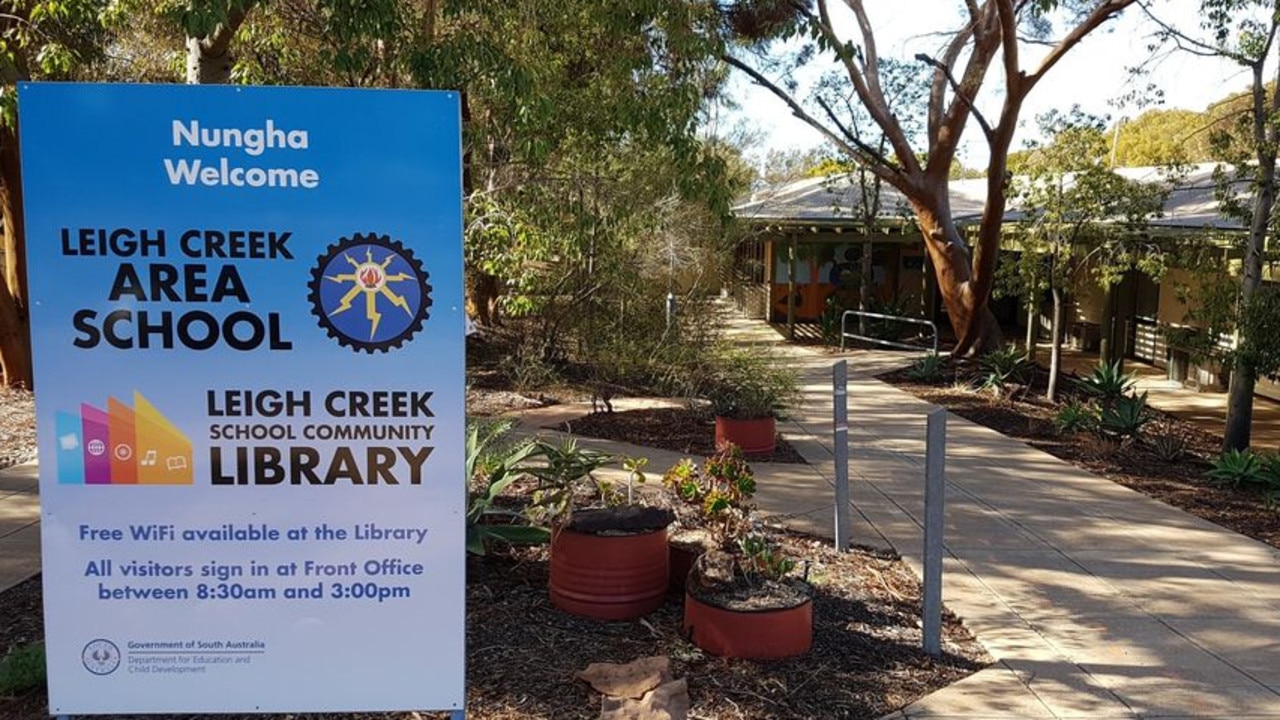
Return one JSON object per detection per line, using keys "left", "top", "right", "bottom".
{"left": 714, "top": 416, "right": 777, "bottom": 455}
{"left": 549, "top": 526, "right": 669, "bottom": 621}
{"left": 683, "top": 590, "right": 812, "bottom": 660}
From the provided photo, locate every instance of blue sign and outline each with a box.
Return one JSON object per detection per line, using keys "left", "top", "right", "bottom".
{"left": 19, "top": 83, "right": 465, "bottom": 714}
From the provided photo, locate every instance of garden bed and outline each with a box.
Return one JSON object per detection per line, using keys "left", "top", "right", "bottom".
{"left": 0, "top": 534, "right": 989, "bottom": 720}
{"left": 555, "top": 407, "right": 807, "bottom": 464}
{"left": 878, "top": 359, "right": 1280, "bottom": 549}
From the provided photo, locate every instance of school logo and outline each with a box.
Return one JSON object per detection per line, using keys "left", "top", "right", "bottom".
{"left": 308, "top": 233, "right": 432, "bottom": 352}
{"left": 81, "top": 639, "right": 120, "bottom": 676}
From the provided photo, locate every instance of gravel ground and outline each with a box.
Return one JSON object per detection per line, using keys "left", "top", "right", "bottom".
{"left": 0, "top": 387, "right": 35, "bottom": 470}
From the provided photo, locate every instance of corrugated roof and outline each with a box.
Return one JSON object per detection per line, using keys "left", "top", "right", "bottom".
{"left": 733, "top": 163, "right": 1246, "bottom": 231}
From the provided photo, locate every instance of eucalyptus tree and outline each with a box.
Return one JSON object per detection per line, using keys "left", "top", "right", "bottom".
{"left": 724, "top": 0, "right": 1143, "bottom": 355}
{"left": 1143, "top": 0, "right": 1280, "bottom": 450}
{"left": 0, "top": 0, "right": 111, "bottom": 388}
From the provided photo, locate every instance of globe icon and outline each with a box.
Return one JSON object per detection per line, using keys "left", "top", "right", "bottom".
{"left": 87, "top": 439, "right": 106, "bottom": 456}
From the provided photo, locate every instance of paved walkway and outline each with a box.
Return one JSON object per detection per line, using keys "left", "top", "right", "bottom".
{"left": 0, "top": 461, "right": 39, "bottom": 593}
{"left": 5, "top": 313, "right": 1280, "bottom": 718}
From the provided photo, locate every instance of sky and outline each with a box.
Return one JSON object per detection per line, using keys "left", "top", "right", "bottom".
{"left": 719, "top": 1, "right": 1260, "bottom": 171}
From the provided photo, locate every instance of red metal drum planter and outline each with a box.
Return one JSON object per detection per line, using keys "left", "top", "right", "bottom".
{"left": 549, "top": 527, "right": 669, "bottom": 621}
{"left": 714, "top": 416, "right": 777, "bottom": 455}
{"left": 682, "top": 590, "right": 812, "bottom": 659}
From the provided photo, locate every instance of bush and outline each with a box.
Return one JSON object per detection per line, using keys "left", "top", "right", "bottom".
{"left": 1148, "top": 434, "right": 1187, "bottom": 462}
{"left": 979, "top": 345, "right": 1032, "bottom": 398}
{"left": 1097, "top": 392, "right": 1153, "bottom": 441}
{"left": 1054, "top": 399, "right": 1093, "bottom": 434}
{"left": 1206, "top": 449, "right": 1267, "bottom": 487}
{"left": 907, "top": 352, "right": 945, "bottom": 382}
{"left": 0, "top": 643, "right": 46, "bottom": 696}
{"left": 703, "top": 346, "right": 799, "bottom": 420}
{"left": 1076, "top": 361, "right": 1136, "bottom": 402}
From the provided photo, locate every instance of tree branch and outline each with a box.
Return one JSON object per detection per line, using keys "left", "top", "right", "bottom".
{"left": 996, "top": 0, "right": 1021, "bottom": 96}
{"left": 723, "top": 53, "right": 908, "bottom": 191}
{"left": 815, "top": 0, "right": 921, "bottom": 176}
{"left": 815, "top": 95, "right": 901, "bottom": 170}
{"left": 1025, "top": 1, "right": 1139, "bottom": 89}
{"left": 928, "top": 19, "right": 974, "bottom": 141}
{"left": 200, "top": 0, "right": 257, "bottom": 57}
{"left": 916, "top": 52, "right": 994, "bottom": 142}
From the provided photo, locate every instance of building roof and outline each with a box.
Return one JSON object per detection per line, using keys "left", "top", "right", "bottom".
{"left": 733, "top": 163, "right": 1246, "bottom": 232}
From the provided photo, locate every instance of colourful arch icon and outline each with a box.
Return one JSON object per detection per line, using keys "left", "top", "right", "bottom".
{"left": 55, "top": 393, "right": 192, "bottom": 485}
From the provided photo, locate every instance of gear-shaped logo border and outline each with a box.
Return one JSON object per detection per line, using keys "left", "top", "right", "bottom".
{"left": 307, "top": 233, "right": 433, "bottom": 353}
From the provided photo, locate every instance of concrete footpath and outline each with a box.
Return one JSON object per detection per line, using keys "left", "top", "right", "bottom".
{"left": 5, "top": 313, "right": 1280, "bottom": 718}
{"left": 731, "top": 317, "right": 1280, "bottom": 719}
{"left": 0, "top": 461, "right": 39, "bottom": 593}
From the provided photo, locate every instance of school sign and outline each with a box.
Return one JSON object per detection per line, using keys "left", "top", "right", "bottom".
{"left": 19, "top": 83, "right": 465, "bottom": 714}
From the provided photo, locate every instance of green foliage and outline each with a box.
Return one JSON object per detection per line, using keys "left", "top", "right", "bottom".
{"left": 0, "top": 643, "right": 46, "bottom": 696}
{"left": 662, "top": 444, "right": 756, "bottom": 550}
{"left": 703, "top": 346, "right": 799, "bottom": 420}
{"left": 523, "top": 437, "right": 616, "bottom": 529}
{"left": 1237, "top": 287, "right": 1280, "bottom": 381}
{"left": 979, "top": 345, "right": 1033, "bottom": 397}
{"left": 465, "top": 418, "right": 549, "bottom": 555}
{"left": 1112, "top": 108, "right": 1217, "bottom": 167}
{"left": 1054, "top": 399, "right": 1093, "bottom": 435}
{"left": 1075, "top": 361, "right": 1137, "bottom": 402}
{"left": 1148, "top": 434, "right": 1187, "bottom": 463}
{"left": 1206, "top": 448, "right": 1268, "bottom": 487}
{"left": 1096, "top": 392, "right": 1153, "bottom": 441}
{"left": 1103, "top": 394, "right": 1148, "bottom": 436}
{"left": 907, "top": 352, "right": 944, "bottom": 383}
{"left": 737, "top": 534, "right": 796, "bottom": 581}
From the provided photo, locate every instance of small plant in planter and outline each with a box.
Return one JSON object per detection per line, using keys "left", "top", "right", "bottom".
{"left": 662, "top": 444, "right": 757, "bottom": 590}
{"left": 705, "top": 347, "right": 799, "bottom": 455}
{"left": 523, "top": 438, "right": 675, "bottom": 622}
{"left": 664, "top": 445, "right": 812, "bottom": 659}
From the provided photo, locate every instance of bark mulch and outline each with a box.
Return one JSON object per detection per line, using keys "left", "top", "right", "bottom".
{"left": 555, "top": 407, "right": 808, "bottom": 464}
{"left": 0, "top": 387, "right": 35, "bottom": 470}
{"left": 878, "top": 361, "right": 1280, "bottom": 549}
{"left": 0, "top": 534, "right": 989, "bottom": 720}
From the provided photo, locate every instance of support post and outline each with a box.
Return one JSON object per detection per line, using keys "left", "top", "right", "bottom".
{"left": 451, "top": 710, "right": 466, "bottom": 720}
{"left": 922, "top": 408, "right": 946, "bottom": 657}
{"left": 786, "top": 237, "right": 797, "bottom": 341}
{"left": 833, "top": 360, "right": 850, "bottom": 551}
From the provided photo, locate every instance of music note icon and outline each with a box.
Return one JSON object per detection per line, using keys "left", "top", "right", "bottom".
{"left": 141, "top": 450, "right": 158, "bottom": 467}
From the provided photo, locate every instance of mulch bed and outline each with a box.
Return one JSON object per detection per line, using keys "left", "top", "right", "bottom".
{"left": 879, "top": 360, "right": 1280, "bottom": 549}
{"left": 555, "top": 407, "right": 808, "bottom": 464}
{"left": 0, "top": 535, "right": 989, "bottom": 720}
{"left": 0, "top": 387, "right": 35, "bottom": 470}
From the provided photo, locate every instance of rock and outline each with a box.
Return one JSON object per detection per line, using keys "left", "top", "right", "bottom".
{"left": 599, "top": 678, "right": 689, "bottom": 720}
{"left": 577, "top": 656, "right": 672, "bottom": 699}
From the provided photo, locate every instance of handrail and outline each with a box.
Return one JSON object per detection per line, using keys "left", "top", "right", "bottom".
{"left": 840, "top": 310, "right": 938, "bottom": 353}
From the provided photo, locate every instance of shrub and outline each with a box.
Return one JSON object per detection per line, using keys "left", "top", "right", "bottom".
{"left": 907, "top": 352, "right": 945, "bottom": 382}
{"left": 1097, "top": 392, "right": 1152, "bottom": 441}
{"left": 0, "top": 643, "right": 46, "bottom": 696}
{"left": 465, "top": 418, "right": 550, "bottom": 555}
{"left": 703, "top": 347, "right": 799, "bottom": 420}
{"left": 1054, "top": 399, "right": 1094, "bottom": 435}
{"left": 1076, "top": 360, "right": 1136, "bottom": 402}
{"left": 979, "top": 344, "right": 1032, "bottom": 397}
{"left": 1206, "top": 449, "right": 1267, "bottom": 487}
{"left": 1148, "top": 434, "right": 1187, "bottom": 462}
